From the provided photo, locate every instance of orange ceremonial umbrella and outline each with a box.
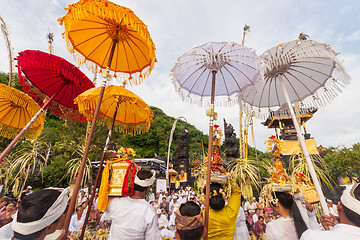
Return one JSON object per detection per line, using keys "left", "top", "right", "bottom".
{"left": 58, "top": 0, "right": 156, "bottom": 85}
{"left": 58, "top": 0, "right": 156, "bottom": 235}
{"left": 0, "top": 84, "right": 44, "bottom": 142}
{"left": 74, "top": 85, "right": 153, "bottom": 231}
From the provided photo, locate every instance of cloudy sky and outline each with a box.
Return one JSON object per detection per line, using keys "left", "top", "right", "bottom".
{"left": 0, "top": 0, "right": 359, "bottom": 151}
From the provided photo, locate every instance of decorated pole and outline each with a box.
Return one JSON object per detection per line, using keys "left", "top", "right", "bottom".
{"left": 204, "top": 70, "right": 217, "bottom": 239}
{"left": 278, "top": 75, "right": 329, "bottom": 215}
{"left": 239, "top": 24, "right": 250, "bottom": 159}
{"left": 166, "top": 116, "right": 187, "bottom": 193}
{"left": 79, "top": 99, "right": 120, "bottom": 240}
{"left": 62, "top": 39, "right": 118, "bottom": 237}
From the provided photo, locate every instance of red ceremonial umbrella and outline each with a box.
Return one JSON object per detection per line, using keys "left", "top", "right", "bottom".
{"left": 0, "top": 50, "right": 95, "bottom": 161}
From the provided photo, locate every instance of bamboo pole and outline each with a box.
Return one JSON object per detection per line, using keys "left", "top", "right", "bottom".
{"left": 203, "top": 70, "right": 216, "bottom": 240}
{"left": 62, "top": 39, "right": 118, "bottom": 237}
{"left": 79, "top": 99, "right": 120, "bottom": 240}
{"left": 278, "top": 75, "right": 329, "bottom": 215}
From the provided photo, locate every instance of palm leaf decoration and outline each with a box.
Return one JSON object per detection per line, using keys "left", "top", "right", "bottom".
{"left": 289, "top": 151, "right": 334, "bottom": 191}
{"left": 62, "top": 142, "right": 92, "bottom": 187}
{"left": 227, "top": 157, "right": 260, "bottom": 199}
{"left": 4, "top": 137, "right": 49, "bottom": 197}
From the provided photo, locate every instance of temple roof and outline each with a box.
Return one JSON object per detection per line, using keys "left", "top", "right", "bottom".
{"left": 262, "top": 105, "right": 317, "bottom": 128}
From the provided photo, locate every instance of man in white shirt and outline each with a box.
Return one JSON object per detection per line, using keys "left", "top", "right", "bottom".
{"left": 148, "top": 189, "right": 155, "bottom": 202}
{"left": 99, "top": 212, "right": 112, "bottom": 229}
{"left": 68, "top": 206, "right": 85, "bottom": 233}
{"left": 158, "top": 191, "right": 165, "bottom": 204}
{"left": 301, "top": 183, "right": 360, "bottom": 240}
{"left": 157, "top": 209, "right": 168, "bottom": 229}
{"left": 252, "top": 208, "right": 260, "bottom": 223}
{"left": 106, "top": 169, "right": 160, "bottom": 240}
{"left": 157, "top": 209, "right": 171, "bottom": 238}
{"left": 294, "top": 193, "right": 321, "bottom": 230}
{"left": 244, "top": 197, "right": 257, "bottom": 213}
{"left": 243, "top": 196, "right": 251, "bottom": 211}
{"left": 250, "top": 197, "right": 257, "bottom": 211}
{"left": 169, "top": 196, "right": 180, "bottom": 213}
{"left": 179, "top": 193, "right": 187, "bottom": 205}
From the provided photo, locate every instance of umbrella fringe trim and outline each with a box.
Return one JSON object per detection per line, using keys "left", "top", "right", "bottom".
{"left": 65, "top": 45, "right": 155, "bottom": 86}
{"left": 59, "top": 0, "right": 156, "bottom": 86}
{"left": 64, "top": 37, "right": 155, "bottom": 87}
{"left": 0, "top": 84, "right": 43, "bottom": 118}
{"left": 96, "top": 116, "right": 152, "bottom": 135}
{"left": 74, "top": 86, "right": 154, "bottom": 129}
{"left": 241, "top": 63, "right": 351, "bottom": 120}
{"left": 0, "top": 123, "right": 43, "bottom": 140}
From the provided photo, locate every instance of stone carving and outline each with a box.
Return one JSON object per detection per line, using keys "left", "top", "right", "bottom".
{"left": 223, "top": 119, "right": 240, "bottom": 158}
{"left": 173, "top": 129, "right": 189, "bottom": 183}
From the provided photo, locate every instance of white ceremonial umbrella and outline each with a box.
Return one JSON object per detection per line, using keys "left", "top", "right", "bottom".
{"left": 241, "top": 39, "right": 350, "bottom": 214}
{"left": 171, "top": 41, "right": 261, "bottom": 238}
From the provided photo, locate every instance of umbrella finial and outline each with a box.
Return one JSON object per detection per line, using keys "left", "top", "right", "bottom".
{"left": 243, "top": 24, "right": 250, "bottom": 32}
{"left": 298, "top": 33, "right": 309, "bottom": 40}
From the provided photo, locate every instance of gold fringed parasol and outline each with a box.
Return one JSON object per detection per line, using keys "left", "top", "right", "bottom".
{"left": 0, "top": 84, "right": 44, "bottom": 140}
{"left": 58, "top": 0, "right": 156, "bottom": 85}
{"left": 75, "top": 85, "right": 153, "bottom": 135}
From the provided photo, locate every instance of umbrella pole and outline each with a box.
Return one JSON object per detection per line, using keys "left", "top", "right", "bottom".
{"left": 0, "top": 93, "right": 56, "bottom": 161}
{"left": 63, "top": 39, "right": 118, "bottom": 237}
{"left": 278, "top": 75, "right": 329, "bottom": 215}
{"left": 79, "top": 100, "right": 120, "bottom": 240}
{"left": 204, "top": 70, "right": 216, "bottom": 239}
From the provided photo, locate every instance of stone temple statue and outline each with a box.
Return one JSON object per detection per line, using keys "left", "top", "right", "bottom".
{"left": 223, "top": 119, "right": 240, "bottom": 159}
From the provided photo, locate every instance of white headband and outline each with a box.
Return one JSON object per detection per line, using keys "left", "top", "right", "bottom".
{"left": 341, "top": 183, "right": 360, "bottom": 215}
{"left": 134, "top": 170, "right": 156, "bottom": 187}
{"left": 12, "top": 187, "right": 70, "bottom": 235}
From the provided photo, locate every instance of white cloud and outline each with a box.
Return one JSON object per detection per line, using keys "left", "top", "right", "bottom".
{"left": 0, "top": 0, "right": 359, "bottom": 152}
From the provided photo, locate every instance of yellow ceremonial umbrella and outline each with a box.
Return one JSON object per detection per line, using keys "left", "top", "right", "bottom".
{"left": 58, "top": 1, "right": 156, "bottom": 235}
{"left": 75, "top": 85, "right": 153, "bottom": 135}
{"left": 0, "top": 84, "right": 44, "bottom": 141}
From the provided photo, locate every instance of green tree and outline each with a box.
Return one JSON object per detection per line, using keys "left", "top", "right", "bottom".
{"left": 322, "top": 143, "right": 360, "bottom": 181}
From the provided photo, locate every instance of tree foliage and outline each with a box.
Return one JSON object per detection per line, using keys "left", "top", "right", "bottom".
{"left": 321, "top": 144, "right": 360, "bottom": 181}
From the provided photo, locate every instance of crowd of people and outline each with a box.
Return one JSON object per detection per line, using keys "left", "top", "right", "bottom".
{"left": 0, "top": 168, "right": 359, "bottom": 240}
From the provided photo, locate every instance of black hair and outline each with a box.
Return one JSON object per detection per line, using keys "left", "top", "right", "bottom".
{"left": 342, "top": 184, "right": 360, "bottom": 227}
{"left": 177, "top": 201, "right": 203, "bottom": 240}
{"left": 209, "top": 183, "right": 225, "bottom": 211}
{"left": 14, "top": 189, "right": 62, "bottom": 240}
{"left": 258, "top": 215, "right": 264, "bottom": 220}
{"left": 133, "top": 169, "right": 153, "bottom": 192}
{"left": 272, "top": 191, "right": 307, "bottom": 239}
{"left": 7, "top": 201, "right": 16, "bottom": 207}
